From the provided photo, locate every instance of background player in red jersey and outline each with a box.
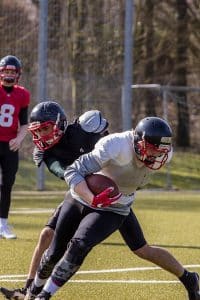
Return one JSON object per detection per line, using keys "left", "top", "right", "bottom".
{"left": 0, "top": 55, "right": 30, "bottom": 239}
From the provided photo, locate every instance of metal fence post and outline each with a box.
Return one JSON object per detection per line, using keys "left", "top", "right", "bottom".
{"left": 162, "top": 88, "right": 172, "bottom": 189}
{"left": 122, "top": 0, "right": 134, "bottom": 130}
{"left": 36, "top": 0, "right": 48, "bottom": 191}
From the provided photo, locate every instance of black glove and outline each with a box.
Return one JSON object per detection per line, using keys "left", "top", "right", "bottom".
{"left": 33, "top": 146, "right": 44, "bottom": 167}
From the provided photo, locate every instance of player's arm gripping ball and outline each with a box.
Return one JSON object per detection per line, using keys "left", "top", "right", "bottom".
{"left": 85, "top": 174, "right": 121, "bottom": 208}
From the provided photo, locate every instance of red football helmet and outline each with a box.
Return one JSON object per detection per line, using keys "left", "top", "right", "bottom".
{"left": 134, "top": 117, "right": 172, "bottom": 170}
{"left": 28, "top": 101, "right": 67, "bottom": 151}
{"left": 0, "top": 55, "right": 22, "bottom": 85}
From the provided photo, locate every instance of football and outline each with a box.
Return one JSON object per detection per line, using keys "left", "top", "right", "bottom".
{"left": 85, "top": 174, "right": 119, "bottom": 197}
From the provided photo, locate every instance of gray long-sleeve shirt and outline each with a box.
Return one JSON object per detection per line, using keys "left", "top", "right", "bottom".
{"left": 64, "top": 130, "right": 154, "bottom": 215}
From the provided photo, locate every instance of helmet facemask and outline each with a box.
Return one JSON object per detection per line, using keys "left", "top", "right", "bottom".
{"left": 28, "top": 114, "right": 65, "bottom": 151}
{"left": 134, "top": 133, "right": 172, "bottom": 170}
{"left": 0, "top": 65, "right": 21, "bottom": 85}
{"left": 29, "top": 101, "right": 67, "bottom": 150}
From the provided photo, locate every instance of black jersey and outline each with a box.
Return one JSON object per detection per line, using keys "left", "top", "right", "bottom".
{"left": 41, "top": 122, "right": 102, "bottom": 179}
{"left": 44, "top": 123, "right": 101, "bottom": 165}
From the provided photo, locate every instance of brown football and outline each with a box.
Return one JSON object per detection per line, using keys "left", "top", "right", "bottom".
{"left": 85, "top": 174, "right": 119, "bottom": 197}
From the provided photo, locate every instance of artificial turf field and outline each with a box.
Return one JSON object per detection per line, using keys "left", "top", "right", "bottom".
{"left": 0, "top": 190, "right": 199, "bottom": 300}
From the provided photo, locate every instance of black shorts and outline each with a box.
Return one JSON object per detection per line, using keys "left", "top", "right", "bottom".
{"left": 119, "top": 208, "right": 147, "bottom": 251}
{"left": 45, "top": 192, "right": 76, "bottom": 229}
{"left": 46, "top": 201, "right": 63, "bottom": 230}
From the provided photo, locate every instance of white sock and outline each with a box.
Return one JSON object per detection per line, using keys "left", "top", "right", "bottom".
{"left": 0, "top": 218, "right": 7, "bottom": 227}
{"left": 34, "top": 273, "right": 47, "bottom": 287}
{"left": 43, "top": 278, "right": 60, "bottom": 295}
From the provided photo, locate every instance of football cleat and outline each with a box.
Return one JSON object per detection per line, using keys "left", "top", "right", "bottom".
{"left": 24, "top": 286, "right": 43, "bottom": 300}
{"left": 24, "top": 290, "right": 36, "bottom": 300}
{"left": 0, "top": 225, "right": 17, "bottom": 239}
{"left": 0, "top": 287, "right": 26, "bottom": 299}
{"left": 35, "top": 291, "right": 51, "bottom": 300}
{"left": 187, "top": 273, "right": 200, "bottom": 300}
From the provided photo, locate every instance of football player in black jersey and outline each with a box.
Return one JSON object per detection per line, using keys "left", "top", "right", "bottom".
{"left": 0, "top": 101, "right": 109, "bottom": 299}
{"left": 1, "top": 103, "right": 199, "bottom": 300}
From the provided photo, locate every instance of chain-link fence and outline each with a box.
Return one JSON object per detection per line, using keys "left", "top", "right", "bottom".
{"left": 132, "top": 84, "right": 200, "bottom": 151}
{"left": 0, "top": 0, "right": 127, "bottom": 159}
{"left": 0, "top": 0, "right": 199, "bottom": 189}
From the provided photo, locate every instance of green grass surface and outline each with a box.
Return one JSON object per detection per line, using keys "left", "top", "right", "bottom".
{"left": 1, "top": 151, "right": 199, "bottom": 299}
{"left": 15, "top": 151, "right": 200, "bottom": 191}
{"left": 0, "top": 191, "right": 200, "bottom": 299}
{"left": 147, "top": 151, "right": 200, "bottom": 190}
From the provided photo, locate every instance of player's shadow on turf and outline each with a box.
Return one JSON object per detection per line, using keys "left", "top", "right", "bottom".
{"left": 101, "top": 242, "right": 200, "bottom": 250}
{"left": 154, "top": 244, "right": 200, "bottom": 250}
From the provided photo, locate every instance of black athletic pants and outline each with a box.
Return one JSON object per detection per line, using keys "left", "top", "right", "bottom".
{"left": 0, "top": 142, "right": 18, "bottom": 218}
{"left": 37, "top": 194, "right": 126, "bottom": 285}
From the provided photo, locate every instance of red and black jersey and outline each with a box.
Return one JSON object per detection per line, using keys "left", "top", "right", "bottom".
{"left": 0, "top": 84, "right": 30, "bottom": 142}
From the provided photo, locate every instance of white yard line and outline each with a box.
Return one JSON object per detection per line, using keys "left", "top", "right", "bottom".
{"left": 10, "top": 208, "right": 53, "bottom": 214}
{"left": 0, "top": 279, "right": 180, "bottom": 283}
{"left": 0, "top": 265, "right": 199, "bottom": 283}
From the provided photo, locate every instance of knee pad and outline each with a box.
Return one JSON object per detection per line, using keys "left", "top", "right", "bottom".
{"left": 66, "top": 238, "right": 92, "bottom": 265}
{"left": 52, "top": 258, "right": 80, "bottom": 287}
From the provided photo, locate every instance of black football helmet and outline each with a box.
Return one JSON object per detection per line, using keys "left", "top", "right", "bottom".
{"left": 28, "top": 101, "right": 67, "bottom": 150}
{"left": 0, "top": 55, "right": 22, "bottom": 85}
{"left": 134, "top": 117, "right": 172, "bottom": 170}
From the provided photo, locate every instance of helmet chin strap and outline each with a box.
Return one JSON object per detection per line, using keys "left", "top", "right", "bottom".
{"left": 143, "top": 153, "right": 168, "bottom": 170}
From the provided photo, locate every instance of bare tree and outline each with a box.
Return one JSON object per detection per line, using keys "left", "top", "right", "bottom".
{"left": 144, "top": 0, "right": 156, "bottom": 116}
{"left": 175, "top": 0, "right": 190, "bottom": 147}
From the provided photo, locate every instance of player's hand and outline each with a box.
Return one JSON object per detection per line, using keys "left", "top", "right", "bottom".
{"left": 91, "top": 187, "right": 122, "bottom": 208}
{"left": 9, "top": 138, "right": 21, "bottom": 151}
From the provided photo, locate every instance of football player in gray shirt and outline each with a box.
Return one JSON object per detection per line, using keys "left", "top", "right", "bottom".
{"left": 25, "top": 117, "right": 200, "bottom": 300}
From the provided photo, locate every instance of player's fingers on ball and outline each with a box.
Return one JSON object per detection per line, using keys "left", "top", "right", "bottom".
{"left": 105, "top": 186, "right": 114, "bottom": 194}
{"left": 111, "top": 192, "right": 122, "bottom": 201}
